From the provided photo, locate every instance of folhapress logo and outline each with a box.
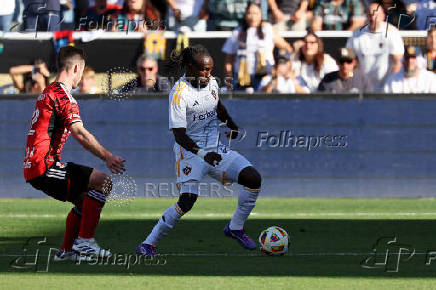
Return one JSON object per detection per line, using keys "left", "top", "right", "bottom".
{"left": 9, "top": 236, "right": 59, "bottom": 272}
{"left": 361, "top": 237, "right": 415, "bottom": 272}
{"left": 193, "top": 110, "right": 216, "bottom": 122}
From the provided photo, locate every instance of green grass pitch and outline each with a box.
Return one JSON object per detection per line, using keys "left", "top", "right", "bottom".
{"left": 1, "top": 198, "right": 436, "bottom": 289}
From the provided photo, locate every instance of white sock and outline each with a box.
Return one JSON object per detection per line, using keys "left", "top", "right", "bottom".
{"left": 75, "top": 237, "right": 93, "bottom": 243}
{"left": 229, "top": 187, "right": 260, "bottom": 230}
{"left": 144, "top": 204, "right": 183, "bottom": 245}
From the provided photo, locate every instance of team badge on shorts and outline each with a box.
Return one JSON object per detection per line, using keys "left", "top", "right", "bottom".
{"left": 183, "top": 165, "right": 192, "bottom": 175}
{"left": 56, "top": 161, "right": 66, "bottom": 168}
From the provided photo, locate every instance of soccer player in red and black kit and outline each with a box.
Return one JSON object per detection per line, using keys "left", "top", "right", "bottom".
{"left": 23, "top": 46, "right": 126, "bottom": 261}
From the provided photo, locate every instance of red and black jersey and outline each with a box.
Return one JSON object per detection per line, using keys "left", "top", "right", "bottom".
{"left": 23, "top": 82, "right": 82, "bottom": 181}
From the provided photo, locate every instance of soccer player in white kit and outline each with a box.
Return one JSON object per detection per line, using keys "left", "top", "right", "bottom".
{"left": 136, "top": 45, "right": 262, "bottom": 256}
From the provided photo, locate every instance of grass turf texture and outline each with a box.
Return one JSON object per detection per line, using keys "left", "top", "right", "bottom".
{"left": 1, "top": 198, "right": 436, "bottom": 289}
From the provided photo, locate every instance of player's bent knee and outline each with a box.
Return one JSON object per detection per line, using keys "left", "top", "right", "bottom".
{"left": 89, "top": 169, "right": 112, "bottom": 195}
{"left": 238, "top": 166, "right": 262, "bottom": 189}
{"left": 177, "top": 193, "right": 198, "bottom": 213}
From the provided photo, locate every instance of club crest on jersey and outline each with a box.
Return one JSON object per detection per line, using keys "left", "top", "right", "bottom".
{"left": 183, "top": 165, "right": 192, "bottom": 175}
{"left": 211, "top": 89, "right": 217, "bottom": 99}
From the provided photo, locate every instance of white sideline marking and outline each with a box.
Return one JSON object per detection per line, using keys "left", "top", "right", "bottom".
{"left": 0, "top": 252, "right": 429, "bottom": 257}
{"left": 1, "top": 212, "right": 436, "bottom": 219}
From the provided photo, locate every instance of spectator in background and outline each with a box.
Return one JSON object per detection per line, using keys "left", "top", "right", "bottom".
{"left": 425, "top": 26, "right": 436, "bottom": 72}
{"left": 119, "top": 54, "right": 165, "bottom": 94}
{"left": 0, "top": 0, "right": 15, "bottom": 32}
{"left": 166, "top": 0, "right": 208, "bottom": 32}
{"left": 80, "top": 0, "right": 121, "bottom": 30}
{"left": 208, "top": 0, "right": 268, "bottom": 31}
{"left": 135, "top": 55, "right": 163, "bottom": 92}
{"left": 222, "top": 2, "right": 292, "bottom": 92}
{"left": 72, "top": 66, "right": 98, "bottom": 94}
{"left": 414, "top": 26, "right": 436, "bottom": 71}
{"left": 292, "top": 31, "right": 338, "bottom": 92}
{"left": 380, "top": 0, "right": 414, "bottom": 30}
{"left": 9, "top": 59, "right": 50, "bottom": 93}
{"left": 346, "top": 1, "right": 404, "bottom": 91}
{"left": 318, "top": 48, "right": 372, "bottom": 92}
{"left": 311, "top": 0, "right": 366, "bottom": 31}
{"left": 384, "top": 45, "right": 436, "bottom": 93}
{"left": 60, "top": 0, "right": 74, "bottom": 30}
{"left": 74, "top": 0, "right": 90, "bottom": 29}
{"left": 89, "top": 0, "right": 123, "bottom": 6}
{"left": 268, "top": 0, "right": 309, "bottom": 31}
{"left": 407, "top": 0, "right": 436, "bottom": 30}
{"left": 260, "top": 49, "right": 309, "bottom": 93}
{"left": 13, "top": 0, "right": 23, "bottom": 25}
{"left": 116, "top": 0, "right": 148, "bottom": 32}
{"left": 116, "top": 0, "right": 162, "bottom": 31}
{"left": 23, "top": 0, "right": 61, "bottom": 31}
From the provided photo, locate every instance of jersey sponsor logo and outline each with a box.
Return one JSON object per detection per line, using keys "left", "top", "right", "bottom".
{"left": 192, "top": 110, "right": 216, "bottom": 122}
{"left": 23, "top": 146, "right": 34, "bottom": 169}
{"left": 31, "top": 108, "right": 40, "bottom": 126}
{"left": 23, "top": 161, "right": 32, "bottom": 169}
{"left": 182, "top": 165, "right": 192, "bottom": 175}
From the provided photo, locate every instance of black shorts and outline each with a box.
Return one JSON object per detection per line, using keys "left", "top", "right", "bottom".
{"left": 28, "top": 162, "right": 93, "bottom": 202}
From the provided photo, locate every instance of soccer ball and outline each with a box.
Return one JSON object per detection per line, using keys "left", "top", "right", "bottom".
{"left": 258, "top": 226, "right": 289, "bottom": 256}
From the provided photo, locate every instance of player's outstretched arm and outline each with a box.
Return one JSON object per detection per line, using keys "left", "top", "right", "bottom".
{"left": 216, "top": 100, "right": 239, "bottom": 139}
{"left": 172, "top": 128, "right": 222, "bottom": 166}
{"left": 70, "top": 122, "right": 126, "bottom": 174}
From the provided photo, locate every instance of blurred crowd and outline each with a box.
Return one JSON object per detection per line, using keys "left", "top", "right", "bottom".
{"left": 2, "top": 0, "right": 436, "bottom": 94}
{"left": 0, "top": 0, "right": 435, "bottom": 33}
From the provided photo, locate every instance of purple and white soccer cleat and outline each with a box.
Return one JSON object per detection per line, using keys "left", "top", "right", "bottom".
{"left": 136, "top": 242, "right": 157, "bottom": 257}
{"left": 223, "top": 223, "right": 257, "bottom": 250}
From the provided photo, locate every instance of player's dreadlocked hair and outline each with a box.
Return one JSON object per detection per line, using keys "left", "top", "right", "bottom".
{"left": 168, "top": 44, "right": 211, "bottom": 76}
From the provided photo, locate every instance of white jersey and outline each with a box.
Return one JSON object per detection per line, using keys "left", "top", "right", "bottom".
{"left": 169, "top": 76, "right": 220, "bottom": 150}
{"left": 346, "top": 22, "right": 404, "bottom": 91}
{"left": 168, "top": 76, "right": 253, "bottom": 189}
{"left": 384, "top": 69, "right": 436, "bottom": 93}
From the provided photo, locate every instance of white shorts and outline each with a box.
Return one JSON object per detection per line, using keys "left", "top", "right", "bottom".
{"left": 173, "top": 143, "right": 252, "bottom": 194}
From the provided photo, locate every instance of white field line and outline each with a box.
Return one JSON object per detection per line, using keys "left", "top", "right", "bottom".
{"left": 1, "top": 212, "right": 436, "bottom": 219}
{"left": 0, "top": 252, "right": 430, "bottom": 257}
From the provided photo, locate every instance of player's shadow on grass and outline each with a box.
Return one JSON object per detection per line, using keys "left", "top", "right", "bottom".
{"left": 3, "top": 219, "right": 436, "bottom": 276}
